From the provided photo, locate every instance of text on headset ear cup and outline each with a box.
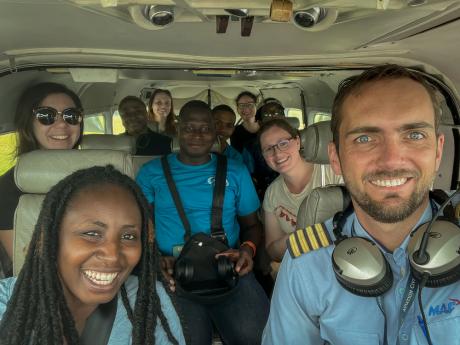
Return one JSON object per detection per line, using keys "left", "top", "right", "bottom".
{"left": 408, "top": 220, "right": 460, "bottom": 287}
{"left": 174, "top": 259, "right": 194, "bottom": 284}
{"left": 332, "top": 237, "right": 393, "bottom": 297}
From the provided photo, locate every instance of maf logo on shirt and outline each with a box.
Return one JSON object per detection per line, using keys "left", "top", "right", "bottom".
{"left": 426, "top": 297, "right": 460, "bottom": 317}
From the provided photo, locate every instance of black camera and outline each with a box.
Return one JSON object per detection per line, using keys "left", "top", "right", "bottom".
{"left": 174, "top": 233, "right": 239, "bottom": 301}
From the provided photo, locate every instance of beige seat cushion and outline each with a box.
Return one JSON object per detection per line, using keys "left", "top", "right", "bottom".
{"left": 13, "top": 149, "right": 135, "bottom": 275}
{"left": 80, "top": 134, "right": 136, "bottom": 154}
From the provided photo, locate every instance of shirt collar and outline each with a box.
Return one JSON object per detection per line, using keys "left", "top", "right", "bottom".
{"left": 348, "top": 201, "right": 434, "bottom": 254}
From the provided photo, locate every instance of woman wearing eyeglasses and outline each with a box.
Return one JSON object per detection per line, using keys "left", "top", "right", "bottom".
{"left": 0, "top": 83, "right": 83, "bottom": 278}
{"left": 259, "top": 119, "right": 341, "bottom": 263}
{"left": 230, "top": 91, "right": 259, "bottom": 153}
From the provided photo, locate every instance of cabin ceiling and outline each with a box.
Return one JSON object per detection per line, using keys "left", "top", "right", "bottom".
{"left": 0, "top": 0, "right": 459, "bottom": 71}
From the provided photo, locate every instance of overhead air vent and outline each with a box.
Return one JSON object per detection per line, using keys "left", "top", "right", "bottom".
{"left": 143, "top": 5, "right": 175, "bottom": 27}
{"left": 292, "top": 7, "right": 338, "bottom": 31}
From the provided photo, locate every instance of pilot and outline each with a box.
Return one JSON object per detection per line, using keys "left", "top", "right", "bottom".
{"left": 262, "top": 64, "right": 460, "bottom": 344}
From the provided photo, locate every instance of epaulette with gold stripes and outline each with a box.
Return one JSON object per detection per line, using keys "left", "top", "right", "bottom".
{"left": 287, "top": 223, "right": 332, "bottom": 258}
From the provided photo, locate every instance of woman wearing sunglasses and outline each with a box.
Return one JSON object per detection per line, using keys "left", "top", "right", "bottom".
{"left": 0, "top": 82, "right": 83, "bottom": 278}
{"left": 259, "top": 119, "right": 342, "bottom": 265}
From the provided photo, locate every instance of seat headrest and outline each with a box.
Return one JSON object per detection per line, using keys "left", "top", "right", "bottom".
{"left": 80, "top": 134, "right": 136, "bottom": 154}
{"left": 296, "top": 185, "right": 350, "bottom": 228}
{"left": 300, "top": 121, "right": 332, "bottom": 164}
{"left": 15, "top": 149, "right": 134, "bottom": 194}
{"left": 285, "top": 117, "right": 300, "bottom": 129}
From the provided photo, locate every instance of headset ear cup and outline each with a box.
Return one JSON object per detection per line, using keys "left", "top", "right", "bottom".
{"left": 332, "top": 237, "right": 393, "bottom": 297}
{"left": 217, "top": 255, "right": 234, "bottom": 280}
{"left": 408, "top": 219, "right": 460, "bottom": 288}
{"left": 411, "top": 263, "right": 460, "bottom": 288}
{"left": 175, "top": 259, "right": 194, "bottom": 284}
{"left": 335, "top": 259, "right": 393, "bottom": 297}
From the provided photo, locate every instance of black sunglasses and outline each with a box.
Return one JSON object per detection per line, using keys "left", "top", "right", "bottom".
{"left": 33, "top": 107, "right": 83, "bottom": 126}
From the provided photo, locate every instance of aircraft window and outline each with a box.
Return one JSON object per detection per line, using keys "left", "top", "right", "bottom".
{"left": 285, "top": 108, "right": 305, "bottom": 129}
{"left": 0, "top": 132, "right": 17, "bottom": 176}
{"left": 112, "top": 110, "right": 125, "bottom": 135}
{"left": 312, "top": 111, "right": 331, "bottom": 124}
{"left": 83, "top": 113, "right": 106, "bottom": 135}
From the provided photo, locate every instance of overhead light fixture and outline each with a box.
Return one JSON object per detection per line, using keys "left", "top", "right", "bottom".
{"left": 143, "top": 5, "right": 175, "bottom": 27}
{"left": 270, "top": 0, "right": 293, "bottom": 22}
{"left": 293, "top": 7, "right": 327, "bottom": 29}
{"left": 224, "top": 8, "right": 249, "bottom": 17}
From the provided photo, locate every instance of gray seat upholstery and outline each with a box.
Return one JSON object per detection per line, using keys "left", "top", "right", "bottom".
{"left": 80, "top": 134, "right": 136, "bottom": 154}
{"left": 285, "top": 116, "right": 300, "bottom": 129}
{"left": 13, "top": 149, "right": 134, "bottom": 274}
{"left": 296, "top": 120, "right": 348, "bottom": 228}
{"left": 132, "top": 155, "right": 160, "bottom": 176}
{"left": 300, "top": 120, "right": 332, "bottom": 164}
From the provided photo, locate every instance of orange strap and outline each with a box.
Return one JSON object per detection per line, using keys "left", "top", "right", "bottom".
{"left": 241, "top": 241, "right": 257, "bottom": 258}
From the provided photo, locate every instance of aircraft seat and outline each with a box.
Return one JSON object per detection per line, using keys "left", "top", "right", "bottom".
{"left": 12, "top": 149, "right": 134, "bottom": 274}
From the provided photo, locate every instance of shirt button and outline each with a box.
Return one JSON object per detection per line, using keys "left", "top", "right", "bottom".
{"left": 401, "top": 333, "right": 409, "bottom": 341}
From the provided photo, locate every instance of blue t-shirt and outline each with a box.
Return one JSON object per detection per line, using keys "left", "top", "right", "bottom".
{"left": 136, "top": 153, "right": 260, "bottom": 256}
{"left": 222, "top": 144, "right": 243, "bottom": 164}
{"left": 0, "top": 275, "right": 185, "bottom": 345}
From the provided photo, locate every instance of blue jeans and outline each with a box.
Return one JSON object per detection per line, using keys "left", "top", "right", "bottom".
{"left": 176, "top": 272, "right": 270, "bottom": 345}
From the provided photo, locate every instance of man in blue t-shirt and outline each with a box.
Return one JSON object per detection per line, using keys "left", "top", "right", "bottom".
{"left": 137, "top": 100, "right": 269, "bottom": 345}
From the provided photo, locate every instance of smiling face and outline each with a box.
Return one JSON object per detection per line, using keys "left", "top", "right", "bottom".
{"left": 260, "top": 125, "right": 301, "bottom": 174}
{"left": 328, "top": 77, "right": 444, "bottom": 224}
{"left": 178, "top": 110, "right": 216, "bottom": 164}
{"left": 32, "top": 93, "right": 81, "bottom": 149}
{"left": 57, "top": 183, "right": 142, "bottom": 312}
{"left": 236, "top": 95, "right": 257, "bottom": 122}
{"left": 151, "top": 92, "right": 172, "bottom": 122}
{"left": 214, "top": 110, "right": 236, "bottom": 141}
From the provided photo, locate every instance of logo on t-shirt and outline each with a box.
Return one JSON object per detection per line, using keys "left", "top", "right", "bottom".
{"left": 274, "top": 205, "right": 297, "bottom": 227}
{"left": 207, "top": 176, "right": 229, "bottom": 187}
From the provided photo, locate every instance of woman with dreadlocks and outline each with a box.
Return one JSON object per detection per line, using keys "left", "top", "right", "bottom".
{"left": 0, "top": 165, "right": 185, "bottom": 345}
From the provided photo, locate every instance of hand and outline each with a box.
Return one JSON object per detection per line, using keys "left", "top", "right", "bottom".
{"left": 216, "top": 247, "right": 253, "bottom": 276}
{"left": 160, "top": 256, "right": 176, "bottom": 292}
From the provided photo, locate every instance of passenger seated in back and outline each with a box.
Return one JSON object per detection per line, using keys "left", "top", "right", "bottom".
{"left": 211, "top": 104, "right": 244, "bottom": 164}
{"left": 118, "top": 96, "right": 171, "bottom": 155}
{"left": 137, "top": 100, "right": 269, "bottom": 345}
{"left": 0, "top": 82, "right": 83, "bottom": 278}
{"left": 259, "top": 119, "right": 342, "bottom": 262}
{"left": 0, "top": 165, "right": 185, "bottom": 345}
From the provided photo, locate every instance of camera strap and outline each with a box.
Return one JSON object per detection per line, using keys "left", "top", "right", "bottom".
{"left": 161, "top": 154, "right": 228, "bottom": 243}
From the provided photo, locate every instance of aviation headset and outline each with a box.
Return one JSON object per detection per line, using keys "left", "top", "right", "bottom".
{"left": 331, "top": 190, "right": 460, "bottom": 297}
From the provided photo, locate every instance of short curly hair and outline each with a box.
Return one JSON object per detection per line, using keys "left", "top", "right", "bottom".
{"left": 331, "top": 64, "right": 442, "bottom": 150}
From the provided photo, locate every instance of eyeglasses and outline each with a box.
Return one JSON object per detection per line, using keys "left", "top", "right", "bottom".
{"left": 34, "top": 107, "right": 83, "bottom": 126}
{"left": 237, "top": 102, "right": 256, "bottom": 110}
{"left": 262, "top": 138, "right": 295, "bottom": 157}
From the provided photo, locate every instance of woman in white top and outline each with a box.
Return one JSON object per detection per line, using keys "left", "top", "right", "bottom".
{"left": 259, "top": 119, "right": 342, "bottom": 262}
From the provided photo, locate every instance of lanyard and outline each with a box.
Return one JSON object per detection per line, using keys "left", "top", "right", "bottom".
{"left": 399, "top": 273, "right": 419, "bottom": 330}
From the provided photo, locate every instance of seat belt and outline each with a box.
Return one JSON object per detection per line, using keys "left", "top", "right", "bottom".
{"left": 80, "top": 297, "right": 118, "bottom": 345}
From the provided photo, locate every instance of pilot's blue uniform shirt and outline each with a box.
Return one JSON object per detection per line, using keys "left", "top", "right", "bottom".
{"left": 262, "top": 202, "right": 460, "bottom": 345}
{"left": 136, "top": 153, "right": 260, "bottom": 256}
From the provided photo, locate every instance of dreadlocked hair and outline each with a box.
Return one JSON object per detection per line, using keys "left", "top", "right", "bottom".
{"left": 0, "top": 165, "right": 179, "bottom": 345}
